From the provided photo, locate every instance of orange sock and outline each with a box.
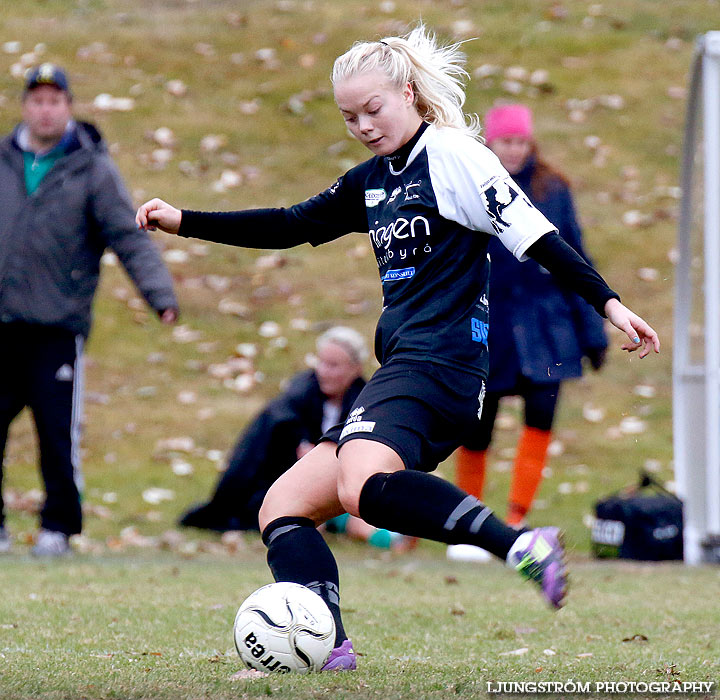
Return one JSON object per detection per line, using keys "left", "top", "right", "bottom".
{"left": 455, "top": 447, "right": 487, "bottom": 499}
{"left": 507, "top": 427, "right": 552, "bottom": 526}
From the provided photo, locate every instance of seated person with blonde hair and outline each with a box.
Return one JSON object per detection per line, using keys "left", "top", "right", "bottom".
{"left": 180, "top": 326, "right": 413, "bottom": 550}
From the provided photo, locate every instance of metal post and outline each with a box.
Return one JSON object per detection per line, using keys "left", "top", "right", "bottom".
{"left": 674, "top": 31, "right": 720, "bottom": 564}
{"left": 674, "top": 35, "right": 706, "bottom": 564}
{"left": 703, "top": 32, "right": 720, "bottom": 536}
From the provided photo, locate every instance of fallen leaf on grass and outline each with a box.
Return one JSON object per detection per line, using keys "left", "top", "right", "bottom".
{"left": 258, "top": 321, "right": 281, "bottom": 338}
{"left": 583, "top": 403, "right": 606, "bottom": 423}
{"left": 142, "top": 488, "right": 175, "bottom": 505}
{"left": 83, "top": 503, "right": 112, "bottom": 520}
{"left": 155, "top": 436, "right": 195, "bottom": 453}
{"left": 171, "top": 459, "right": 194, "bottom": 476}
{"left": 644, "top": 458, "right": 662, "bottom": 473}
{"left": 194, "top": 42, "right": 217, "bottom": 58}
{"left": 634, "top": 384, "right": 656, "bottom": 398}
{"left": 622, "top": 634, "right": 648, "bottom": 643}
{"left": 165, "top": 79, "right": 187, "bottom": 97}
{"left": 499, "top": 647, "right": 529, "bottom": 656}
{"left": 637, "top": 267, "right": 659, "bottom": 282}
{"left": 619, "top": 416, "right": 647, "bottom": 435}
{"left": 172, "top": 325, "right": 203, "bottom": 343}
{"left": 93, "top": 94, "right": 135, "bottom": 112}
{"left": 230, "top": 669, "right": 269, "bottom": 680}
{"left": 150, "top": 127, "right": 176, "bottom": 148}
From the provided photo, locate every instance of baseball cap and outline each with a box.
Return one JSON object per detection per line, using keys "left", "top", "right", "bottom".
{"left": 24, "top": 63, "right": 71, "bottom": 94}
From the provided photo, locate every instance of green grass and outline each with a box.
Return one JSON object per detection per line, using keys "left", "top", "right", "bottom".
{"left": 0, "top": 549, "right": 718, "bottom": 699}
{"left": 0, "top": 0, "right": 719, "bottom": 695}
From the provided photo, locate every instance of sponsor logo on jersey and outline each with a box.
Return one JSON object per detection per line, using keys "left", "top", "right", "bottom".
{"left": 346, "top": 406, "right": 365, "bottom": 422}
{"left": 387, "top": 186, "right": 402, "bottom": 203}
{"left": 340, "top": 406, "right": 376, "bottom": 439}
{"left": 403, "top": 180, "right": 422, "bottom": 200}
{"left": 471, "top": 317, "right": 489, "bottom": 344}
{"left": 340, "top": 420, "right": 376, "bottom": 439}
{"left": 481, "top": 180, "right": 519, "bottom": 234}
{"left": 370, "top": 215, "right": 431, "bottom": 249}
{"left": 382, "top": 267, "right": 415, "bottom": 282}
{"left": 365, "top": 188, "right": 387, "bottom": 207}
{"left": 477, "top": 380, "right": 486, "bottom": 420}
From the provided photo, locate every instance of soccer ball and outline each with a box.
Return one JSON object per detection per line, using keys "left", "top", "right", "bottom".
{"left": 233, "top": 582, "right": 336, "bottom": 674}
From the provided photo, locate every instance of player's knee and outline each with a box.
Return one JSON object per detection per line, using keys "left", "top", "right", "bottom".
{"left": 258, "top": 482, "right": 282, "bottom": 532}
{"left": 336, "top": 466, "right": 363, "bottom": 517}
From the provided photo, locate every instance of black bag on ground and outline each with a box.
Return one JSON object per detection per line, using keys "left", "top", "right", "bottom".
{"left": 591, "top": 472, "right": 684, "bottom": 561}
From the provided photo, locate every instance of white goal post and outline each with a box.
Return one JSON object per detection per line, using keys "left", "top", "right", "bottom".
{"left": 674, "top": 31, "right": 720, "bottom": 564}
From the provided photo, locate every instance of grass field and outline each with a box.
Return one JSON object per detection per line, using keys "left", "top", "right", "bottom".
{"left": 1, "top": 0, "right": 719, "bottom": 697}
{"left": 0, "top": 548, "right": 718, "bottom": 699}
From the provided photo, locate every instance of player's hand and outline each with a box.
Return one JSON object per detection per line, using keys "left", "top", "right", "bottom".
{"left": 136, "top": 198, "right": 182, "bottom": 234}
{"left": 159, "top": 308, "right": 179, "bottom": 325}
{"left": 604, "top": 298, "right": 660, "bottom": 358}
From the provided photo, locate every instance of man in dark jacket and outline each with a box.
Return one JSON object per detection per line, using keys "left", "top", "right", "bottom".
{"left": 179, "top": 327, "right": 367, "bottom": 532}
{"left": 0, "top": 64, "right": 178, "bottom": 556}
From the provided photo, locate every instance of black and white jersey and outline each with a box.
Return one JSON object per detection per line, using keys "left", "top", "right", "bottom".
{"left": 181, "top": 123, "right": 557, "bottom": 378}
{"left": 288, "top": 124, "right": 556, "bottom": 377}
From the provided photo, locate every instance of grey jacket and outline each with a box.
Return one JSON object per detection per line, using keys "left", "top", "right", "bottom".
{"left": 0, "top": 120, "right": 178, "bottom": 338}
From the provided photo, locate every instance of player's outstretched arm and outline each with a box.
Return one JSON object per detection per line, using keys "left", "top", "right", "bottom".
{"left": 136, "top": 198, "right": 182, "bottom": 234}
{"left": 604, "top": 298, "right": 660, "bottom": 358}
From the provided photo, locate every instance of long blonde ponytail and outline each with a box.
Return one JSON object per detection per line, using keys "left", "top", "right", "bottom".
{"left": 331, "top": 24, "right": 481, "bottom": 139}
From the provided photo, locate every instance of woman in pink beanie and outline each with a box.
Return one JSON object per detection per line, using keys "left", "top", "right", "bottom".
{"left": 450, "top": 103, "right": 609, "bottom": 562}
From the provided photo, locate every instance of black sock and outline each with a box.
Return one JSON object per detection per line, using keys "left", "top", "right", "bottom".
{"left": 262, "top": 516, "right": 347, "bottom": 647}
{"left": 358, "top": 470, "right": 519, "bottom": 559}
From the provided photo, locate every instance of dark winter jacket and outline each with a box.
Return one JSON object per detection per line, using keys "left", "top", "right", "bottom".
{"left": 487, "top": 156, "right": 608, "bottom": 390}
{"left": 181, "top": 369, "right": 366, "bottom": 531}
{"left": 0, "top": 120, "right": 177, "bottom": 337}
{"left": 220, "top": 369, "right": 366, "bottom": 518}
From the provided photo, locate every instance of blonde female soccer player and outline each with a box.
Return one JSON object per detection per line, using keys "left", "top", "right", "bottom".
{"left": 137, "top": 25, "right": 659, "bottom": 671}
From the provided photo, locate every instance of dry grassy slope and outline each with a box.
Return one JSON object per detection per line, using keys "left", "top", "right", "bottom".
{"left": 0, "top": 0, "right": 716, "bottom": 548}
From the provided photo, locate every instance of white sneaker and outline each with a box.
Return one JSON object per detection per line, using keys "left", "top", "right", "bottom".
{"left": 0, "top": 527, "right": 11, "bottom": 554}
{"left": 31, "top": 529, "right": 70, "bottom": 557}
{"left": 446, "top": 543, "right": 492, "bottom": 563}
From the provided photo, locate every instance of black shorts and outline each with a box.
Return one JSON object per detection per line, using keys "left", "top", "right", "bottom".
{"left": 321, "top": 360, "right": 486, "bottom": 472}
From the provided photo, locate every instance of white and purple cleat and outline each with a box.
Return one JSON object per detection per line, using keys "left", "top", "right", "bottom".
{"left": 507, "top": 526, "right": 568, "bottom": 609}
{"left": 321, "top": 639, "right": 357, "bottom": 671}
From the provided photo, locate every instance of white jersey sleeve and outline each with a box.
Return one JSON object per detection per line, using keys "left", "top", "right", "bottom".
{"left": 425, "top": 127, "right": 557, "bottom": 261}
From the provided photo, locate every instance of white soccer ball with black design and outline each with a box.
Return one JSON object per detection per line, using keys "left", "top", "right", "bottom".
{"left": 233, "top": 582, "right": 336, "bottom": 673}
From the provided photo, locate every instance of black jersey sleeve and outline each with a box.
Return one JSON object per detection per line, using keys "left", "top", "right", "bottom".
{"left": 525, "top": 232, "right": 620, "bottom": 317}
{"left": 178, "top": 166, "right": 369, "bottom": 249}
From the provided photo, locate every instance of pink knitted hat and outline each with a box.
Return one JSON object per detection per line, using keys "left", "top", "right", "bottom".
{"left": 484, "top": 104, "right": 534, "bottom": 143}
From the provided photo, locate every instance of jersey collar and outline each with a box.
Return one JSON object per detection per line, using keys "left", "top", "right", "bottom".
{"left": 386, "top": 121, "right": 431, "bottom": 175}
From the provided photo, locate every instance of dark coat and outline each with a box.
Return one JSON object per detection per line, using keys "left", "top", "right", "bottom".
{"left": 0, "top": 121, "right": 177, "bottom": 337}
{"left": 180, "top": 369, "right": 366, "bottom": 531}
{"left": 487, "top": 157, "right": 608, "bottom": 391}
